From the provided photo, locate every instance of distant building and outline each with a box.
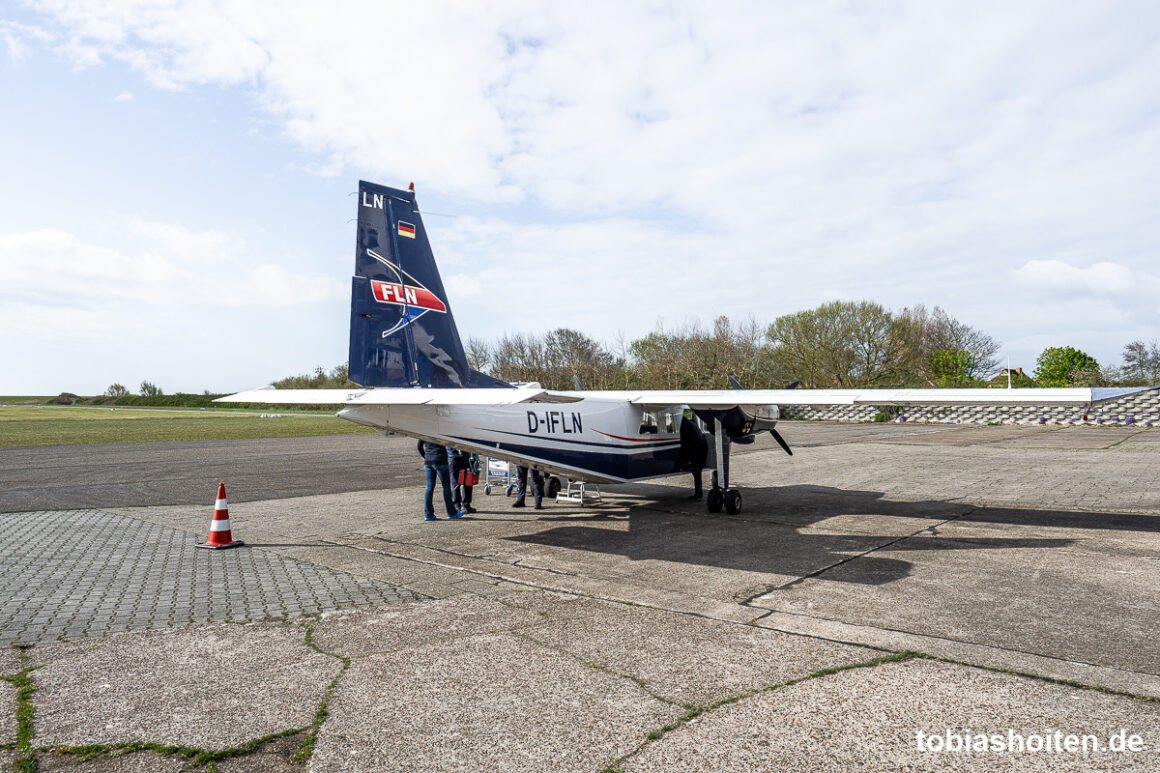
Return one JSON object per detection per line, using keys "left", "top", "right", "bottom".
{"left": 988, "top": 367, "right": 1036, "bottom": 387}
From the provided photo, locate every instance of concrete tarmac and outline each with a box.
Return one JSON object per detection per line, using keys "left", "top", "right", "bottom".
{"left": 2, "top": 421, "right": 1159, "bottom": 771}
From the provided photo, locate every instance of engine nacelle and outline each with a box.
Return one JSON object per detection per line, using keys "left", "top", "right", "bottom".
{"left": 696, "top": 404, "right": 779, "bottom": 441}
{"left": 739, "top": 404, "right": 779, "bottom": 436}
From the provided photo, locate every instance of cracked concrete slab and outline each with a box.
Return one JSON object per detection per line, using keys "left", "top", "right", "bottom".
{"left": 622, "top": 658, "right": 1160, "bottom": 772}
{"left": 19, "top": 638, "right": 104, "bottom": 670}
{"left": 753, "top": 610, "right": 1160, "bottom": 700}
{"left": 35, "top": 750, "right": 189, "bottom": 772}
{"left": 511, "top": 593, "right": 877, "bottom": 706}
{"left": 32, "top": 734, "right": 308, "bottom": 772}
{"left": 0, "top": 649, "right": 20, "bottom": 675}
{"left": 1, "top": 679, "right": 15, "bottom": 746}
{"left": 33, "top": 622, "right": 340, "bottom": 749}
{"left": 313, "top": 633, "right": 682, "bottom": 773}
{"left": 751, "top": 512, "right": 1160, "bottom": 676}
{"left": 310, "top": 596, "right": 545, "bottom": 657}
{"left": 215, "top": 733, "right": 307, "bottom": 772}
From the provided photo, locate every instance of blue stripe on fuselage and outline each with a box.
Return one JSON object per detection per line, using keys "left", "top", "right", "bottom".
{"left": 475, "top": 426, "right": 679, "bottom": 450}
{"left": 453, "top": 437, "right": 683, "bottom": 480}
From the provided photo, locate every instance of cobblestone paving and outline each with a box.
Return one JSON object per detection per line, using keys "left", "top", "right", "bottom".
{"left": 0, "top": 509, "right": 421, "bottom": 646}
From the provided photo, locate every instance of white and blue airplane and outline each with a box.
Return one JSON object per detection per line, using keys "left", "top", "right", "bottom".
{"left": 219, "top": 181, "right": 1154, "bottom": 515}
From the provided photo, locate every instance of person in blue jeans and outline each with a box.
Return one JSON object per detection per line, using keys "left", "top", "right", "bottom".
{"left": 418, "top": 440, "right": 463, "bottom": 520}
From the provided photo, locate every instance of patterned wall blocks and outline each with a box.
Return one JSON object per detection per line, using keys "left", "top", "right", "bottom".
{"left": 781, "top": 391, "right": 1159, "bottom": 426}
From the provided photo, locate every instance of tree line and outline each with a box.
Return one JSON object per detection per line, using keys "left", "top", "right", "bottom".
{"left": 463, "top": 303, "right": 1155, "bottom": 391}
{"left": 262, "top": 301, "right": 1157, "bottom": 393}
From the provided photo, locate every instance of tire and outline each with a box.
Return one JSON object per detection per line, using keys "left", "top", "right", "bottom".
{"left": 706, "top": 488, "right": 724, "bottom": 514}
{"left": 506, "top": 485, "right": 515, "bottom": 496}
{"left": 724, "top": 488, "right": 742, "bottom": 515}
{"left": 546, "top": 477, "right": 561, "bottom": 498}
{"left": 484, "top": 485, "right": 492, "bottom": 495}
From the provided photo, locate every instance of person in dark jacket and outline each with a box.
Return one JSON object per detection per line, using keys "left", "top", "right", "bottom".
{"left": 418, "top": 440, "right": 462, "bottom": 520}
{"left": 448, "top": 447, "right": 465, "bottom": 513}
{"left": 679, "top": 411, "right": 708, "bottom": 500}
{"left": 454, "top": 451, "right": 479, "bottom": 513}
{"left": 512, "top": 464, "right": 544, "bottom": 509}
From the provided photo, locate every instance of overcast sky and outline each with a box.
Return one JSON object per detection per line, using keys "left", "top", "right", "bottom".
{"left": 1, "top": 1, "right": 1157, "bottom": 394}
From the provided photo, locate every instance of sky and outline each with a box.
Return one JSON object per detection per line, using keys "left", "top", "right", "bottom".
{"left": 1, "top": 1, "right": 1157, "bottom": 394}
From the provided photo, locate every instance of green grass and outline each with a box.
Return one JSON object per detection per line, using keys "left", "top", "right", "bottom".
{"left": 0, "top": 406, "right": 375, "bottom": 447}
{"left": 0, "top": 396, "right": 55, "bottom": 405}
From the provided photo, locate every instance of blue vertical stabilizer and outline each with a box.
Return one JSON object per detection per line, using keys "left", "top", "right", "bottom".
{"left": 348, "top": 181, "right": 507, "bottom": 388}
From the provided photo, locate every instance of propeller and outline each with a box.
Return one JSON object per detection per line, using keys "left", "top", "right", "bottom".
{"left": 770, "top": 428, "right": 793, "bottom": 456}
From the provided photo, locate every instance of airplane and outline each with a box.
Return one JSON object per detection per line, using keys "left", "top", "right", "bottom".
{"left": 218, "top": 180, "right": 1156, "bottom": 515}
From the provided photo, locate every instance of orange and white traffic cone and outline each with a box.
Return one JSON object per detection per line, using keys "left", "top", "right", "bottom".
{"left": 197, "top": 482, "right": 244, "bottom": 549}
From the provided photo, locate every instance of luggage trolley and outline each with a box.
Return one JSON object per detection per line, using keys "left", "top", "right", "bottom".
{"left": 483, "top": 458, "right": 568, "bottom": 500}
{"left": 484, "top": 458, "right": 516, "bottom": 496}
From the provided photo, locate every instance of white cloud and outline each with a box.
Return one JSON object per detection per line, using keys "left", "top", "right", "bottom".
{"left": 113, "top": 90, "right": 131, "bottom": 100}
{"left": 13, "top": 1, "right": 1160, "bottom": 376}
{"left": 1011, "top": 259, "right": 1160, "bottom": 301}
{"left": 1, "top": 19, "right": 51, "bottom": 60}
{"left": 0, "top": 220, "right": 345, "bottom": 341}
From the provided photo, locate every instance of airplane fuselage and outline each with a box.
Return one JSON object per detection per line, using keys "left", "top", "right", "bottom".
{"left": 338, "top": 398, "right": 705, "bottom": 484}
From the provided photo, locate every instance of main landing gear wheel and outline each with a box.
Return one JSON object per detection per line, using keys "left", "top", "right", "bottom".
{"left": 546, "top": 477, "right": 561, "bottom": 498}
{"left": 724, "top": 488, "right": 742, "bottom": 515}
{"left": 706, "top": 488, "right": 724, "bottom": 514}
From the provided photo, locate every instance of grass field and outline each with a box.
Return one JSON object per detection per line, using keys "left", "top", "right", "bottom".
{"left": 0, "top": 406, "right": 376, "bottom": 447}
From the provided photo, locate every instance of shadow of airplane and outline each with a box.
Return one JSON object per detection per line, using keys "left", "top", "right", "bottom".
{"left": 503, "top": 484, "right": 1154, "bottom": 588}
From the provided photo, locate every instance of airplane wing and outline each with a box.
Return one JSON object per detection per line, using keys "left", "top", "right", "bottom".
{"left": 214, "top": 386, "right": 583, "bottom": 406}
{"left": 571, "top": 386, "right": 1157, "bottom": 409}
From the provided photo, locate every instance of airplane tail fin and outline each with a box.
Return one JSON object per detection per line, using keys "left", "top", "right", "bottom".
{"left": 348, "top": 181, "right": 508, "bottom": 388}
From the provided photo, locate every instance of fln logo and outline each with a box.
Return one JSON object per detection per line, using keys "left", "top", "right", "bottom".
{"left": 370, "top": 280, "right": 447, "bottom": 313}
{"left": 364, "top": 247, "right": 448, "bottom": 339}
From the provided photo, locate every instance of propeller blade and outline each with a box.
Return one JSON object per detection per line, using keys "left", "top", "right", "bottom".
{"left": 727, "top": 375, "right": 743, "bottom": 390}
{"left": 784, "top": 380, "right": 800, "bottom": 390}
{"left": 770, "top": 428, "right": 793, "bottom": 456}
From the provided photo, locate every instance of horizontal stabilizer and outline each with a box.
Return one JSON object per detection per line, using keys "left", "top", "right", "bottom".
{"left": 214, "top": 388, "right": 370, "bottom": 404}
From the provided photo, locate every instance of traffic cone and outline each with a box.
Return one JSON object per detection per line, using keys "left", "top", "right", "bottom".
{"left": 197, "top": 482, "right": 244, "bottom": 549}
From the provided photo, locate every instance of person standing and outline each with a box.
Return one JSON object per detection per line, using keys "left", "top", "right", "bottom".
{"left": 511, "top": 464, "right": 544, "bottom": 509}
{"left": 457, "top": 451, "right": 479, "bottom": 513}
{"left": 679, "top": 410, "right": 708, "bottom": 500}
{"left": 448, "top": 446, "right": 465, "bottom": 513}
{"left": 418, "top": 440, "right": 463, "bottom": 520}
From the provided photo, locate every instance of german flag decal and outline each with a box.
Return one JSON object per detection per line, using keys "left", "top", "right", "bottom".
{"left": 397, "top": 221, "right": 416, "bottom": 239}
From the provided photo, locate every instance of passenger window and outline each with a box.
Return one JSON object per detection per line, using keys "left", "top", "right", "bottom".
{"left": 639, "top": 411, "right": 658, "bottom": 434}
